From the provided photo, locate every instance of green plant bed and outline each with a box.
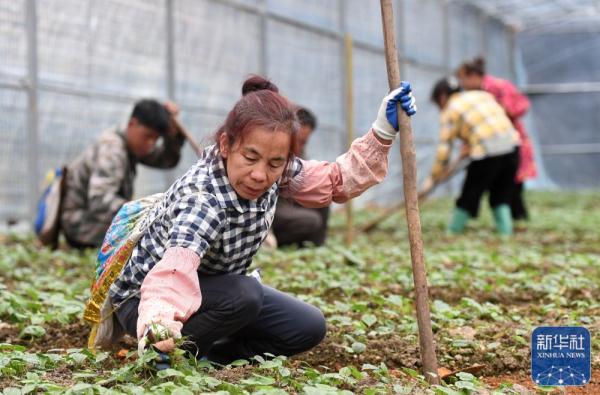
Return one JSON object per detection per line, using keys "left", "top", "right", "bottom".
{"left": 1, "top": 191, "right": 599, "bottom": 394}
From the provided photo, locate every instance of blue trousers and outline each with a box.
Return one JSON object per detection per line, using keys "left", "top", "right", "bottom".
{"left": 115, "top": 274, "right": 326, "bottom": 364}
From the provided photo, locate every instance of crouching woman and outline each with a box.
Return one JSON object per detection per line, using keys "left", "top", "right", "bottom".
{"left": 108, "top": 76, "right": 417, "bottom": 364}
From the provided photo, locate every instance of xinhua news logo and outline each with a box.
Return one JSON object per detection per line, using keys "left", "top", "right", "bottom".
{"left": 531, "top": 326, "right": 591, "bottom": 386}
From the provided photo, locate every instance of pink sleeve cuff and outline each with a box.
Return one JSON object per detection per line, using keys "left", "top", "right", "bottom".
{"left": 137, "top": 247, "right": 202, "bottom": 339}
{"left": 288, "top": 130, "right": 392, "bottom": 208}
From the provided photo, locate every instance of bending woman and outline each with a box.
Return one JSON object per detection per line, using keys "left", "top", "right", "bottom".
{"left": 457, "top": 57, "right": 536, "bottom": 220}
{"left": 428, "top": 77, "right": 520, "bottom": 236}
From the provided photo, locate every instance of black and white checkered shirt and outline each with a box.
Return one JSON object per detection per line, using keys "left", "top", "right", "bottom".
{"left": 109, "top": 145, "right": 302, "bottom": 303}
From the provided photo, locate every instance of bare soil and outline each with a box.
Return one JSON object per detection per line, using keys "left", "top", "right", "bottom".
{"left": 0, "top": 321, "right": 90, "bottom": 352}
{"left": 483, "top": 370, "right": 600, "bottom": 394}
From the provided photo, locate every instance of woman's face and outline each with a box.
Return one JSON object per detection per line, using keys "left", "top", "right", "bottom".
{"left": 437, "top": 93, "right": 449, "bottom": 110}
{"left": 219, "top": 126, "right": 291, "bottom": 200}
{"left": 457, "top": 69, "right": 483, "bottom": 90}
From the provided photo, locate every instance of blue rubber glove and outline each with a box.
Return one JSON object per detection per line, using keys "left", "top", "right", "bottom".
{"left": 153, "top": 351, "right": 171, "bottom": 371}
{"left": 372, "top": 81, "right": 417, "bottom": 141}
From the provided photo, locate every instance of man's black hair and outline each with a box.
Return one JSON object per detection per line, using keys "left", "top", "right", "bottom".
{"left": 296, "top": 107, "right": 317, "bottom": 130}
{"left": 130, "top": 99, "right": 170, "bottom": 136}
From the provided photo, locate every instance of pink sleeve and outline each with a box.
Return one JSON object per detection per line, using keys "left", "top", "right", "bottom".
{"left": 483, "top": 75, "right": 530, "bottom": 120}
{"left": 284, "top": 130, "right": 392, "bottom": 208}
{"left": 137, "top": 247, "right": 202, "bottom": 339}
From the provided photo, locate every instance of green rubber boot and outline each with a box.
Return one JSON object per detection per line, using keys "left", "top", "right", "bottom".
{"left": 448, "top": 207, "right": 470, "bottom": 234}
{"left": 493, "top": 204, "right": 513, "bottom": 236}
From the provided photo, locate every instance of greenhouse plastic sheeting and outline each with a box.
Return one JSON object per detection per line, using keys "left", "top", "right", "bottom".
{"left": 4, "top": 0, "right": 592, "bottom": 223}
{"left": 519, "top": 28, "right": 600, "bottom": 189}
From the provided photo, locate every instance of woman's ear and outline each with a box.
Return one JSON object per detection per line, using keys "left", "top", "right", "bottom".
{"left": 219, "top": 133, "right": 229, "bottom": 158}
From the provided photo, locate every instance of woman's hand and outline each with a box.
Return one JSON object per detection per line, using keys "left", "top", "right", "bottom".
{"left": 138, "top": 322, "right": 180, "bottom": 357}
{"left": 372, "top": 81, "right": 417, "bottom": 141}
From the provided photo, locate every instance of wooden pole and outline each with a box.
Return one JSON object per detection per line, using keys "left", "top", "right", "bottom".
{"left": 172, "top": 116, "right": 202, "bottom": 156}
{"left": 361, "top": 157, "right": 469, "bottom": 233}
{"left": 379, "top": 0, "right": 439, "bottom": 384}
{"left": 361, "top": 189, "right": 428, "bottom": 234}
{"left": 344, "top": 33, "right": 355, "bottom": 245}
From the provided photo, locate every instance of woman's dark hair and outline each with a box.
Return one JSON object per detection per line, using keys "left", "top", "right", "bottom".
{"left": 296, "top": 107, "right": 317, "bottom": 130}
{"left": 130, "top": 99, "right": 170, "bottom": 136}
{"left": 430, "top": 77, "right": 462, "bottom": 105}
{"left": 215, "top": 76, "right": 299, "bottom": 183}
{"left": 458, "top": 56, "right": 486, "bottom": 77}
{"left": 241, "top": 75, "right": 279, "bottom": 95}
{"left": 216, "top": 75, "right": 299, "bottom": 149}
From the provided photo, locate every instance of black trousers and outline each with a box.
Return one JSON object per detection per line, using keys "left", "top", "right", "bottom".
{"left": 510, "top": 182, "right": 528, "bottom": 220}
{"left": 115, "top": 274, "right": 326, "bottom": 365}
{"left": 456, "top": 149, "right": 519, "bottom": 217}
{"left": 272, "top": 198, "right": 330, "bottom": 247}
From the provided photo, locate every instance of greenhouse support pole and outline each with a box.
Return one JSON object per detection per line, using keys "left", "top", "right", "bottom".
{"left": 343, "top": 33, "right": 355, "bottom": 245}
{"left": 165, "top": 1, "right": 201, "bottom": 157}
{"left": 25, "top": 0, "right": 40, "bottom": 222}
{"left": 164, "top": 0, "right": 176, "bottom": 189}
{"left": 379, "top": 0, "right": 439, "bottom": 385}
{"left": 258, "top": 0, "right": 268, "bottom": 76}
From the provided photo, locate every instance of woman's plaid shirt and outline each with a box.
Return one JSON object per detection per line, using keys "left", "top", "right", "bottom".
{"left": 109, "top": 145, "right": 301, "bottom": 303}
{"left": 431, "top": 90, "right": 519, "bottom": 181}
